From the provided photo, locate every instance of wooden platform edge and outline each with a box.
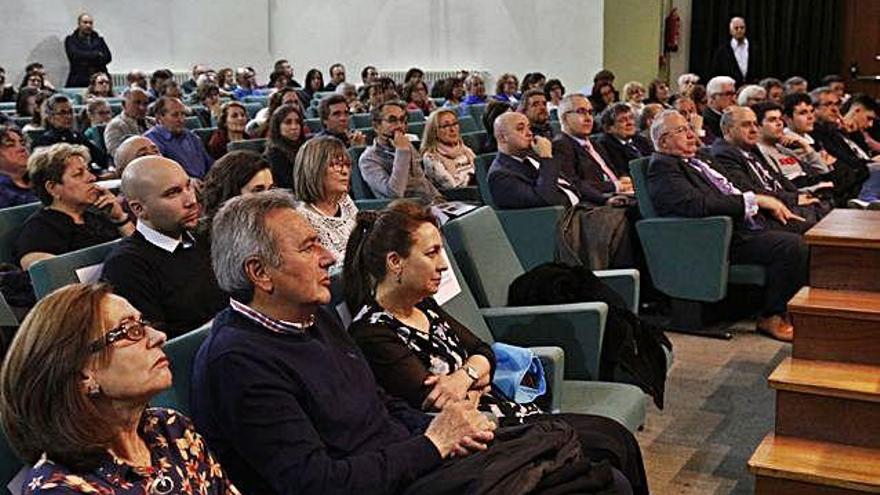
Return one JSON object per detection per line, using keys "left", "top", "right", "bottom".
{"left": 748, "top": 433, "right": 880, "bottom": 493}
{"left": 768, "top": 358, "right": 880, "bottom": 404}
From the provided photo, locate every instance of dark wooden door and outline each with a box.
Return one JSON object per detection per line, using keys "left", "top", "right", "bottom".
{"left": 841, "top": 0, "right": 880, "bottom": 98}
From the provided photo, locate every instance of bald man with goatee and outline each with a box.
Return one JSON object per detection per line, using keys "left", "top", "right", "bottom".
{"left": 101, "top": 156, "right": 226, "bottom": 337}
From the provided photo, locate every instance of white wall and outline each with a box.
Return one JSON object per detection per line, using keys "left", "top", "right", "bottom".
{"left": 1, "top": 0, "right": 602, "bottom": 92}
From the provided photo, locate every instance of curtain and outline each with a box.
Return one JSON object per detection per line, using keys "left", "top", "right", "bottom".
{"left": 689, "top": 0, "right": 842, "bottom": 86}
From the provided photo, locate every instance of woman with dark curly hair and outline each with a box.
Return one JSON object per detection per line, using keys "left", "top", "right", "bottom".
{"left": 263, "top": 103, "right": 308, "bottom": 189}
{"left": 198, "top": 150, "right": 274, "bottom": 238}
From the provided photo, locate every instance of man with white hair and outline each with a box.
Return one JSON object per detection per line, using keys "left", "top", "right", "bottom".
{"left": 104, "top": 87, "right": 153, "bottom": 157}
{"left": 702, "top": 76, "right": 737, "bottom": 144}
{"left": 736, "top": 85, "right": 766, "bottom": 106}
{"left": 710, "top": 16, "right": 760, "bottom": 86}
{"left": 646, "top": 109, "right": 808, "bottom": 341}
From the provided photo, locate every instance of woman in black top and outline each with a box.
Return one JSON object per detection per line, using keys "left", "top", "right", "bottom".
{"left": 344, "top": 200, "right": 649, "bottom": 495}
{"left": 263, "top": 104, "right": 308, "bottom": 190}
{"left": 16, "top": 143, "right": 133, "bottom": 269}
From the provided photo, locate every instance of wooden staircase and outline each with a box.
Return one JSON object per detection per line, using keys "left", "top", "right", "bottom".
{"left": 748, "top": 210, "right": 880, "bottom": 494}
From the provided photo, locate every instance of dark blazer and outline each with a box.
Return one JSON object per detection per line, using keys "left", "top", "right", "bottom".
{"left": 710, "top": 39, "right": 760, "bottom": 86}
{"left": 647, "top": 152, "right": 746, "bottom": 222}
{"left": 64, "top": 29, "right": 112, "bottom": 88}
{"left": 32, "top": 126, "right": 109, "bottom": 169}
{"left": 701, "top": 108, "right": 723, "bottom": 145}
{"left": 710, "top": 139, "right": 799, "bottom": 206}
{"left": 594, "top": 133, "right": 652, "bottom": 177}
{"left": 552, "top": 133, "right": 616, "bottom": 205}
{"left": 487, "top": 152, "right": 572, "bottom": 209}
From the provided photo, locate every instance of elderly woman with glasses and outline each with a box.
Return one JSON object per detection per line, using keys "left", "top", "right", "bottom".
{"left": 293, "top": 136, "right": 358, "bottom": 267}
{"left": 420, "top": 108, "right": 476, "bottom": 190}
{"left": 0, "top": 283, "right": 240, "bottom": 494}
{"left": 32, "top": 94, "right": 110, "bottom": 171}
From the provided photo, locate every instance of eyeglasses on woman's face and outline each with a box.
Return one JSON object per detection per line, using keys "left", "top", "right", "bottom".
{"left": 89, "top": 317, "right": 152, "bottom": 353}
{"left": 327, "top": 153, "right": 352, "bottom": 172}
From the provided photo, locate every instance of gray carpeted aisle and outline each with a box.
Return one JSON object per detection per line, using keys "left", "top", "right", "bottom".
{"left": 636, "top": 323, "right": 790, "bottom": 494}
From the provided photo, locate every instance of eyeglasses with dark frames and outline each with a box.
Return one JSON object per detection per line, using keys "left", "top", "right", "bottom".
{"left": 88, "top": 318, "right": 152, "bottom": 353}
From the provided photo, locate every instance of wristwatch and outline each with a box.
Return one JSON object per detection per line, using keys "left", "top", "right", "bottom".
{"left": 463, "top": 365, "right": 480, "bottom": 382}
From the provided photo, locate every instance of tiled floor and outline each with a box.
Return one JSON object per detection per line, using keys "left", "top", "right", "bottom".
{"left": 636, "top": 324, "right": 790, "bottom": 495}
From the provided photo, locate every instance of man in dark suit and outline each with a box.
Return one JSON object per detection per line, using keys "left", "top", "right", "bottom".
{"left": 710, "top": 105, "right": 823, "bottom": 229}
{"left": 710, "top": 17, "right": 760, "bottom": 86}
{"left": 551, "top": 94, "right": 634, "bottom": 206}
{"left": 702, "top": 77, "right": 737, "bottom": 145}
{"left": 647, "top": 109, "right": 808, "bottom": 341}
{"left": 595, "top": 102, "right": 654, "bottom": 176}
{"left": 487, "top": 112, "right": 576, "bottom": 209}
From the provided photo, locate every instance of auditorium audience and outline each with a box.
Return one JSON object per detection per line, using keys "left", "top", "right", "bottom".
{"left": 32, "top": 94, "right": 110, "bottom": 171}
{"left": 206, "top": 101, "right": 248, "bottom": 160}
{"left": 182, "top": 64, "right": 209, "bottom": 94}
{"left": 14, "top": 88, "right": 41, "bottom": 127}
{"left": 544, "top": 78, "right": 565, "bottom": 112}
{"left": 754, "top": 101, "right": 844, "bottom": 203}
{"left": 64, "top": 12, "right": 112, "bottom": 88}
{"left": 0, "top": 67, "right": 15, "bottom": 102}
{"left": 518, "top": 89, "right": 553, "bottom": 139}
{"left": 144, "top": 97, "right": 214, "bottom": 179}
{"left": 232, "top": 67, "right": 261, "bottom": 100}
{"left": 822, "top": 74, "right": 849, "bottom": 103}
{"left": 302, "top": 68, "right": 324, "bottom": 101}
{"left": 191, "top": 190, "right": 515, "bottom": 494}
{"left": 760, "top": 77, "right": 785, "bottom": 106}
{"left": 324, "top": 63, "right": 346, "bottom": 91}
{"left": 520, "top": 72, "right": 546, "bottom": 93}
{"left": 104, "top": 87, "right": 152, "bottom": 158}
{"left": 551, "top": 94, "right": 633, "bottom": 207}
{"left": 589, "top": 80, "right": 618, "bottom": 116}
{"left": 639, "top": 103, "right": 665, "bottom": 142}
{"left": 316, "top": 94, "right": 366, "bottom": 147}
{"left": 344, "top": 200, "right": 649, "bottom": 494}
{"left": 672, "top": 95, "right": 705, "bottom": 139}
{"left": 420, "top": 109, "right": 477, "bottom": 191}
{"left": 481, "top": 100, "right": 513, "bottom": 153}
{"left": 440, "top": 77, "right": 465, "bottom": 111}
{"left": 16, "top": 143, "right": 133, "bottom": 270}
{"left": 736, "top": 84, "right": 766, "bottom": 106}
{"left": 274, "top": 58, "right": 301, "bottom": 88}
{"left": 293, "top": 136, "right": 358, "bottom": 267}
{"left": 268, "top": 70, "right": 291, "bottom": 92}
{"left": 246, "top": 86, "right": 303, "bottom": 138}
{"left": 216, "top": 67, "right": 235, "bottom": 96}
{"left": 710, "top": 106, "right": 822, "bottom": 229}
{"left": 710, "top": 16, "right": 758, "bottom": 86}
{"left": 82, "top": 99, "right": 113, "bottom": 146}
{"left": 126, "top": 69, "right": 148, "bottom": 91}
{"left": 488, "top": 111, "right": 579, "bottom": 209}
{"left": 645, "top": 79, "right": 671, "bottom": 108}
{"left": 193, "top": 81, "right": 222, "bottom": 127}
{"left": 336, "top": 81, "right": 367, "bottom": 113}
{"left": 113, "top": 135, "right": 159, "bottom": 176}
{"left": 623, "top": 81, "right": 647, "bottom": 115}
{"left": 784, "top": 76, "right": 808, "bottom": 95}
{"left": 21, "top": 72, "right": 46, "bottom": 92}
{"left": 493, "top": 73, "right": 519, "bottom": 105}
{"left": 404, "top": 67, "right": 426, "bottom": 87}
{"left": 20, "top": 62, "right": 55, "bottom": 92}
{"left": 595, "top": 102, "right": 653, "bottom": 175}
{"left": 264, "top": 104, "right": 307, "bottom": 190}
{"left": 809, "top": 87, "right": 880, "bottom": 206}
{"left": 0, "top": 283, "right": 241, "bottom": 494}
{"left": 647, "top": 109, "right": 807, "bottom": 341}
{"left": 677, "top": 73, "right": 700, "bottom": 96}
{"left": 403, "top": 80, "right": 437, "bottom": 115}
{"left": 462, "top": 74, "right": 488, "bottom": 106}
{"left": 199, "top": 150, "right": 274, "bottom": 231}
{"left": 841, "top": 93, "right": 880, "bottom": 157}
{"left": 689, "top": 83, "right": 709, "bottom": 115}
{"left": 84, "top": 72, "right": 114, "bottom": 100}
{"left": 147, "top": 69, "right": 173, "bottom": 101}
{"left": 102, "top": 156, "right": 226, "bottom": 338}
{"left": 360, "top": 101, "right": 444, "bottom": 202}
{"left": 0, "top": 126, "right": 38, "bottom": 208}
{"left": 702, "top": 76, "right": 737, "bottom": 144}
{"left": 361, "top": 65, "right": 379, "bottom": 87}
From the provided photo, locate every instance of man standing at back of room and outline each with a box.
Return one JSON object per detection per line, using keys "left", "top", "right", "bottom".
{"left": 64, "top": 12, "right": 112, "bottom": 88}
{"left": 710, "top": 16, "right": 760, "bottom": 86}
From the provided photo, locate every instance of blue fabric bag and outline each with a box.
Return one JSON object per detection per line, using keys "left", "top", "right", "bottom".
{"left": 491, "top": 342, "right": 547, "bottom": 403}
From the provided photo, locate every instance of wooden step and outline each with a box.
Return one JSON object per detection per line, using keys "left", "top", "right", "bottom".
{"left": 789, "top": 287, "right": 880, "bottom": 366}
{"left": 770, "top": 357, "right": 880, "bottom": 449}
{"left": 749, "top": 433, "right": 880, "bottom": 494}
{"left": 806, "top": 210, "right": 880, "bottom": 292}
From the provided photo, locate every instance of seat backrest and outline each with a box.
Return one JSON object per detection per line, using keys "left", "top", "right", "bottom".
{"left": 406, "top": 122, "right": 425, "bottom": 138}
{"left": 304, "top": 118, "right": 323, "bottom": 133}
{"left": 407, "top": 109, "right": 425, "bottom": 122}
{"left": 461, "top": 131, "right": 487, "bottom": 155}
{"left": 438, "top": 242, "right": 496, "bottom": 344}
{"left": 227, "top": 138, "right": 267, "bottom": 154}
{"left": 628, "top": 157, "right": 657, "bottom": 218}
{"left": 184, "top": 116, "right": 201, "bottom": 130}
{"left": 354, "top": 198, "right": 392, "bottom": 210}
{"left": 194, "top": 127, "right": 216, "bottom": 145}
{"left": 467, "top": 104, "right": 487, "bottom": 130}
{"left": 28, "top": 239, "right": 120, "bottom": 300}
{"left": 442, "top": 206, "right": 525, "bottom": 307}
{"left": 0, "top": 427, "right": 23, "bottom": 492}
{"left": 348, "top": 146, "right": 375, "bottom": 199}
{"left": 496, "top": 206, "right": 565, "bottom": 270}
{"left": 351, "top": 113, "right": 372, "bottom": 129}
{"left": 151, "top": 322, "right": 211, "bottom": 415}
{"left": 473, "top": 153, "right": 497, "bottom": 208}
{"left": 0, "top": 202, "right": 40, "bottom": 265}
{"left": 458, "top": 115, "right": 479, "bottom": 133}
{"left": 242, "top": 102, "right": 263, "bottom": 119}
